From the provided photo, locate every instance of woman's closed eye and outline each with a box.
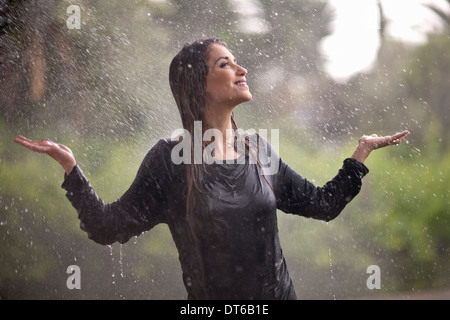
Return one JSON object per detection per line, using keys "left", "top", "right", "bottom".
{"left": 219, "top": 58, "right": 238, "bottom": 68}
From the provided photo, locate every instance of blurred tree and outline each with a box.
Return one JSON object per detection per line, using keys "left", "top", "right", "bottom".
{"left": 425, "top": 0, "right": 450, "bottom": 30}
{"left": 402, "top": 35, "right": 450, "bottom": 149}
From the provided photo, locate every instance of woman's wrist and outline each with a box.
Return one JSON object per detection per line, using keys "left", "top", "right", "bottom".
{"left": 351, "top": 145, "right": 371, "bottom": 163}
{"left": 62, "top": 159, "right": 77, "bottom": 175}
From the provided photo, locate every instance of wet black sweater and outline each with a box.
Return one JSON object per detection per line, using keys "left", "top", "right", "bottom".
{"left": 61, "top": 137, "right": 368, "bottom": 300}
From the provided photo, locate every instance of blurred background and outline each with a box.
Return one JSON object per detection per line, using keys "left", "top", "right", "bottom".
{"left": 0, "top": 0, "right": 449, "bottom": 299}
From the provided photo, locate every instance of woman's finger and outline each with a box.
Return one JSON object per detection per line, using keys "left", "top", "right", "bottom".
{"left": 13, "top": 135, "right": 33, "bottom": 148}
{"left": 392, "top": 130, "right": 410, "bottom": 140}
{"left": 390, "top": 130, "right": 410, "bottom": 145}
{"left": 13, "top": 135, "right": 52, "bottom": 153}
{"left": 26, "top": 143, "right": 52, "bottom": 153}
{"left": 13, "top": 135, "right": 29, "bottom": 144}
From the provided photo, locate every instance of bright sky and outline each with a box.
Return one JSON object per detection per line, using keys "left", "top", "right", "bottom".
{"left": 320, "top": 0, "right": 450, "bottom": 82}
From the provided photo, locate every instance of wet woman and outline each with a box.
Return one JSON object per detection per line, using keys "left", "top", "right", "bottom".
{"left": 13, "top": 38, "right": 410, "bottom": 300}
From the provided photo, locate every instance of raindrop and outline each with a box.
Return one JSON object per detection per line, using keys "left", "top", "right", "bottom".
{"left": 329, "top": 248, "right": 336, "bottom": 300}
{"left": 186, "top": 276, "right": 193, "bottom": 287}
{"left": 119, "top": 244, "right": 124, "bottom": 278}
{"left": 108, "top": 245, "right": 116, "bottom": 285}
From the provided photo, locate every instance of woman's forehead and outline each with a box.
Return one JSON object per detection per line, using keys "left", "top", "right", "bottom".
{"left": 207, "top": 44, "right": 235, "bottom": 63}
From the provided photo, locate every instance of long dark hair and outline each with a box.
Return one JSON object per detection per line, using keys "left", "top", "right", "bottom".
{"left": 169, "top": 38, "right": 236, "bottom": 244}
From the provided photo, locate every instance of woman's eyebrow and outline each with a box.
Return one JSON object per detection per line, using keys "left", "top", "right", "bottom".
{"left": 214, "top": 56, "right": 237, "bottom": 65}
{"left": 214, "top": 56, "right": 228, "bottom": 65}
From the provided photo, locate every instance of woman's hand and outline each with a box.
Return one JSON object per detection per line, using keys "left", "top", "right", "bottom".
{"left": 351, "top": 130, "right": 410, "bottom": 163}
{"left": 13, "top": 135, "right": 77, "bottom": 175}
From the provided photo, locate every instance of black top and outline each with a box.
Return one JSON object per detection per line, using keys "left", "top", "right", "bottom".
{"left": 61, "top": 136, "right": 369, "bottom": 300}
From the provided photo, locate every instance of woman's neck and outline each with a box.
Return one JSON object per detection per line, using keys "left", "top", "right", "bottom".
{"left": 205, "top": 108, "right": 238, "bottom": 160}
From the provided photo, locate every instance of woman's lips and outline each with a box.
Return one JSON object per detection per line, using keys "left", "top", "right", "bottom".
{"left": 235, "top": 80, "right": 248, "bottom": 87}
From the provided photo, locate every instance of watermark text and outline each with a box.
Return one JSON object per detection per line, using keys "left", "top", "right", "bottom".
{"left": 66, "top": 265, "right": 81, "bottom": 289}
{"left": 66, "top": 5, "right": 81, "bottom": 29}
{"left": 170, "top": 121, "right": 280, "bottom": 175}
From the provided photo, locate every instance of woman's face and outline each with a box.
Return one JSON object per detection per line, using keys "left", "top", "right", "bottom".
{"left": 205, "top": 44, "right": 252, "bottom": 109}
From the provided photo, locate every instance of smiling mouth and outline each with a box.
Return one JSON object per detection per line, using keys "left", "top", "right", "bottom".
{"left": 235, "top": 80, "right": 248, "bottom": 87}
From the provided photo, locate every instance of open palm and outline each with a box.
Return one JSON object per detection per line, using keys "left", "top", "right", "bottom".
{"left": 13, "top": 135, "right": 76, "bottom": 175}
{"left": 359, "top": 130, "right": 410, "bottom": 150}
{"left": 351, "top": 130, "right": 410, "bottom": 163}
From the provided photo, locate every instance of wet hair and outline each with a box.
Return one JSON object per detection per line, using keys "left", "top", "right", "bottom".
{"left": 169, "top": 38, "right": 234, "bottom": 244}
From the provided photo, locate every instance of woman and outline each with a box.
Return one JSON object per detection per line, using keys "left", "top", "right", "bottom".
{"left": 13, "top": 38, "right": 410, "bottom": 300}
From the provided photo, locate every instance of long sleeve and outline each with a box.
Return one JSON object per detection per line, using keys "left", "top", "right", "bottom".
{"left": 275, "top": 157, "right": 369, "bottom": 222}
{"left": 61, "top": 139, "right": 172, "bottom": 245}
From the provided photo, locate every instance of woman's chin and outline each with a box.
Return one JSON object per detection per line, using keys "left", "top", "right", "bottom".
{"left": 241, "top": 92, "right": 253, "bottom": 102}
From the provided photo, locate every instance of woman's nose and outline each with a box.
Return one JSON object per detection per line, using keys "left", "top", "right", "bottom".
{"left": 237, "top": 64, "right": 247, "bottom": 76}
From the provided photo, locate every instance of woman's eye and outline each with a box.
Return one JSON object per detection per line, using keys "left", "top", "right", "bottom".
{"left": 220, "top": 62, "right": 229, "bottom": 68}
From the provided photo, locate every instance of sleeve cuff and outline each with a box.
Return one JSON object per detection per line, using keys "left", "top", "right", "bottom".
{"left": 343, "top": 158, "right": 369, "bottom": 178}
{"left": 61, "top": 165, "right": 87, "bottom": 191}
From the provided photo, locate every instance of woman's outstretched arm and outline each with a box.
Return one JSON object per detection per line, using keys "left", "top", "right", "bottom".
{"left": 13, "top": 135, "right": 77, "bottom": 175}
{"left": 12, "top": 135, "right": 169, "bottom": 245}
{"left": 275, "top": 130, "right": 410, "bottom": 221}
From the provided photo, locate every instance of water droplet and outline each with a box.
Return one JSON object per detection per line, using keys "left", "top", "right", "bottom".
{"left": 119, "top": 244, "right": 124, "bottom": 278}
{"left": 329, "top": 248, "right": 336, "bottom": 300}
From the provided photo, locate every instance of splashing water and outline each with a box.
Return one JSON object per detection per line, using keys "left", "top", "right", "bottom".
{"left": 107, "top": 244, "right": 126, "bottom": 299}
{"left": 119, "top": 244, "right": 124, "bottom": 278}
{"left": 108, "top": 244, "right": 125, "bottom": 284}
{"left": 329, "top": 248, "right": 336, "bottom": 300}
{"left": 108, "top": 245, "right": 116, "bottom": 285}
